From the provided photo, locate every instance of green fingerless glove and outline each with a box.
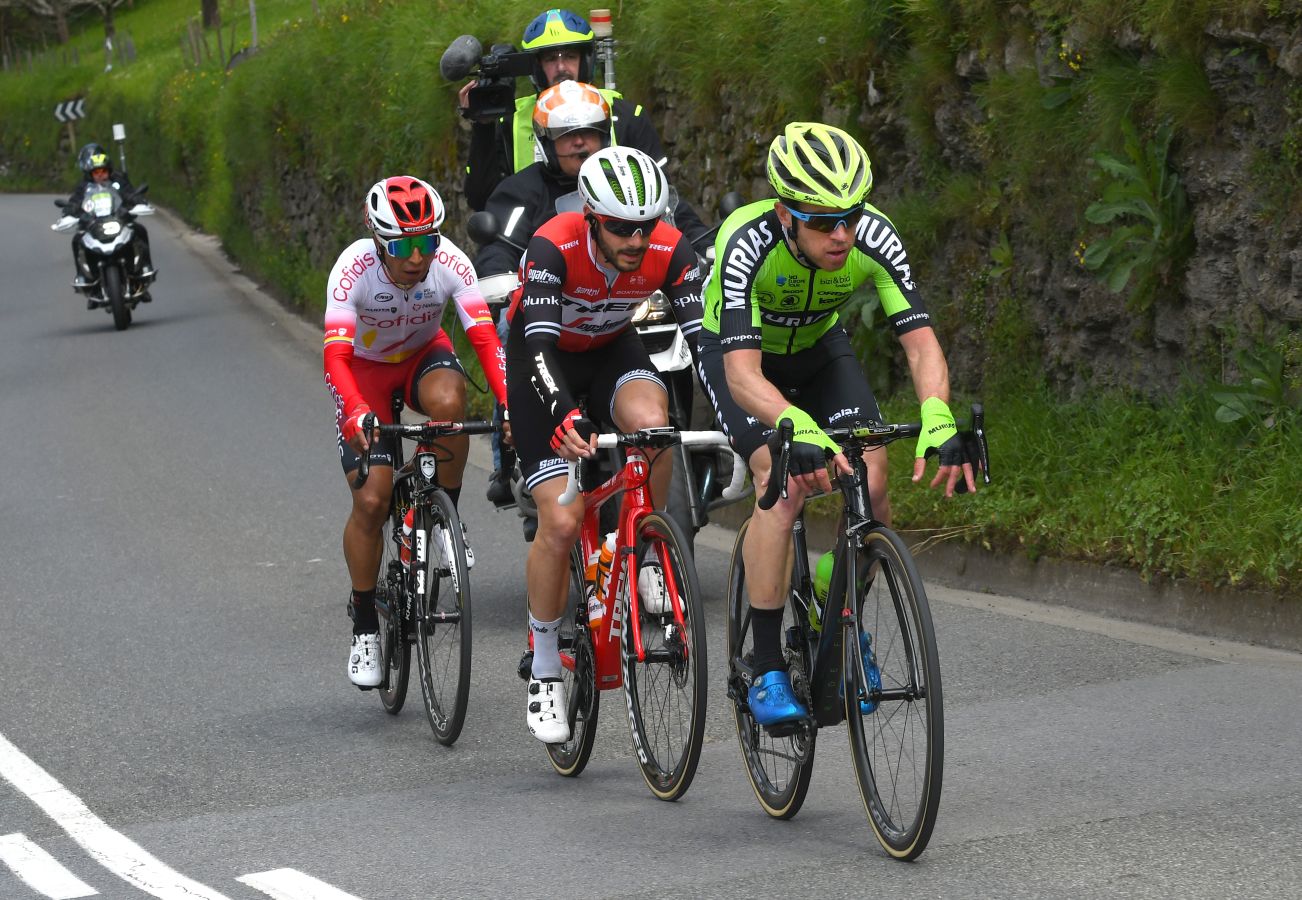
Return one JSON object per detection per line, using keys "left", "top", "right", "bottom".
{"left": 778, "top": 405, "right": 842, "bottom": 454}
{"left": 916, "top": 397, "right": 957, "bottom": 458}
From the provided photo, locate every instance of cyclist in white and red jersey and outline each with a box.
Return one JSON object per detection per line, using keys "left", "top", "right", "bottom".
{"left": 504, "top": 146, "right": 705, "bottom": 743}
{"left": 324, "top": 175, "right": 507, "bottom": 688}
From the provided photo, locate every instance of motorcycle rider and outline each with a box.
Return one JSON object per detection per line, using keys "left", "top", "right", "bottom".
{"left": 476, "top": 79, "right": 611, "bottom": 507}
{"left": 64, "top": 142, "right": 155, "bottom": 294}
{"left": 325, "top": 176, "right": 508, "bottom": 688}
{"left": 504, "top": 145, "right": 705, "bottom": 742}
{"left": 456, "top": 7, "right": 708, "bottom": 245}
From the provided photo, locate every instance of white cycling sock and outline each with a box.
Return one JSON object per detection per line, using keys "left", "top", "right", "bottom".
{"left": 529, "top": 611, "right": 564, "bottom": 680}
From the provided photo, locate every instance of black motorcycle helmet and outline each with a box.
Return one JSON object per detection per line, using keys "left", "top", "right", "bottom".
{"left": 520, "top": 9, "right": 595, "bottom": 92}
{"left": 77, "top": 143, "right": 111, "bottom": 176}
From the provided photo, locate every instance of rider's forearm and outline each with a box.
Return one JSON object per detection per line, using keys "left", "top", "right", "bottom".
{"left": 900, "top": 327, "right": 951, "bottom": 405}
{"left": 722, "top": 349, "right": 794, "bottom": 427}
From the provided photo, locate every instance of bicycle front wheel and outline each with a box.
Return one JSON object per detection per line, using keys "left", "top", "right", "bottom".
{"left": 414, "top": 491, "right": 472, "bottom": 746}
{"left": 546, "top": 544, "right": 601, "bottom": 777}
{"left": 845, "top": 526, "right": 943, "bottom": 860}
{"left": 726, "top": 517, "right": 815, "bottom": 819}
{"left": 376, "top": 510, "right": 410, "bottom": 714}
{"left": 621, "top": 511, "right": 707, "bottom": 801}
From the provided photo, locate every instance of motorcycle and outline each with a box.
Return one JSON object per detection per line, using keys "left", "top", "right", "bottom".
{"left": 52, "top": 183, "right": 155, "bottom": 331}
{"left": 467, "top": 191, "right": 749, "bottom": 551}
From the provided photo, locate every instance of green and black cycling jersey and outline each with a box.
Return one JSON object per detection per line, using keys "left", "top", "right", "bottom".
{"left": 700, "top": 199, "right": 932, "bottom": 354}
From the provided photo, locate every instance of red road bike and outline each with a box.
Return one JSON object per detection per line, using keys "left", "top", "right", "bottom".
{"left": 522, "top": 425, "right": 743, "bottom": 799}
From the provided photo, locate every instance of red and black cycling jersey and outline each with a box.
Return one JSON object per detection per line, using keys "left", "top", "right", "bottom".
{"left": 507, "top": 211, "right": 704, "bottom": 431}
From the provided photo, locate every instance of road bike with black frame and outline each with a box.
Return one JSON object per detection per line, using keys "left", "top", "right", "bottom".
{"left": 521, "top": 422, "right": 744, "bottom": 799}
{"left": 726, "top": 405, "right": 989, "bottom": 859}
{"left": 351, "top": 394, "right": 496, "bottom": 745}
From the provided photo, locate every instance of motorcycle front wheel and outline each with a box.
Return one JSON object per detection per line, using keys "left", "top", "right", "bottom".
{"left": 103, "top": 265, "right": 131, "bottom": 331}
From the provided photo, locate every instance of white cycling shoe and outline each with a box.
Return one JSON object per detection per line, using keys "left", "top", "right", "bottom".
{"left": 526, "top": 678, "right": 570, "bottom": 744}
{"left": 348, "top": 632, "right": 382, "bottom": 688}
{"left": 639, "top": 556, "right": 671, "bottom": 615}
{"left": 433, "top": 523, "right": 475, "bottom": 571}
{"left": 461, "top": 521, "right": 475, "bottom": 569}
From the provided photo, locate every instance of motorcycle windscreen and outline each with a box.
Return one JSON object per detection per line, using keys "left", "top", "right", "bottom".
{"left": 85, "top": 189, "right": 117, "bottom": 218}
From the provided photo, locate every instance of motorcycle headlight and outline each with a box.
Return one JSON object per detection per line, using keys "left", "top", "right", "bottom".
{"left": 101, "top": 221, "right": 121, "bottom": 236}
{"left": 632, "top": 292, "right": 671, "bottom": 325}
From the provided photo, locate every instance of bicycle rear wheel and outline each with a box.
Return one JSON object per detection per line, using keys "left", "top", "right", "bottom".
{"left": 621, "top": 511, "right": 706, "bottom": 800}
{"left": 546, "top": 544, "right": 601, "bottom": 776}
{"left": 845, "top": 526, "right": 943, "bottom": 860}
{"left": 414, "top": 491, "right": 472, "bottom": 745}
{"left": 376, "top": 510, "right": 410, "bottom": 714}
{"left": 726, "top": 517, "right": 815, "bottom": 818}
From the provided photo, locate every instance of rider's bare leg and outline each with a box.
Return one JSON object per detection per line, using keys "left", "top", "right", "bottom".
{"left": 343, "top": 464, "right": 393, "bottom": 592}
{"left": 610, "top": 377, "right": 671, "bottom": 508}
{"left": 415, "top": 367, "right": 469, "bottom": 494}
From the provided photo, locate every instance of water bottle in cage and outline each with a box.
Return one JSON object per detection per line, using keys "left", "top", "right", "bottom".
{"left": 399, "top": 507, "right": 415, "bottom": 565}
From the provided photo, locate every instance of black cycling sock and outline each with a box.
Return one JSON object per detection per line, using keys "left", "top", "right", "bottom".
{"left": 350, "top": 588, "right": 378, "bottom": 634}
{"left": 446, "top": 486, "right": 461, "bottom": 509}
{"left": 749, "top": 606, "right": 787, "bottom": 675}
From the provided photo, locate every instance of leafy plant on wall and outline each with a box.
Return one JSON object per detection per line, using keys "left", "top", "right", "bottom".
{"left": 1080, "top": 119, "right": 1194, "bottom": 312}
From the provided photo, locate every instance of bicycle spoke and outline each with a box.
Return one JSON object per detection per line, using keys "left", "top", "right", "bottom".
{"left": 845, "top": 527, "right": 943, "bottom": 860}
{"left": 415, "top": 494, "right": 472, "bottom": 746}
{"left": 622, "top": 514, "right": 706, "bottom": 801}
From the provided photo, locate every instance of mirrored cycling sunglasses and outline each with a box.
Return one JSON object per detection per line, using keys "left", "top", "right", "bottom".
{"left": 596, "top": 213, "right": 659, "bottom": 238}
{"left": 784, "top": 204, "right": 863, "bottom": 234}
{"left": 384, "top": 232, "right": 440, "bottom": 258}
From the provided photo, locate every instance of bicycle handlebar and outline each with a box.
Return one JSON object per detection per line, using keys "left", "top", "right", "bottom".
{"left": 351, "top": 415, "right": 498, "bottom": 490}
{"left": 757, "top": 403, "right": 991, "bottom": 510}
{"left": 556, "top": 426, "right": 744, "bottom": 507}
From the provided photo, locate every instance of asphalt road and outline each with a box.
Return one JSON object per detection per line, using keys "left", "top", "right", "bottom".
{"left": 2, "top": 193, "right": 1300, "bottom": 899}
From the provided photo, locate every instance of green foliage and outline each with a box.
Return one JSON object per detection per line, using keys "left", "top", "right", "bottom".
{"left": 883, "top": 378, "right": 1301, "bottom": 592}
{"left": 1081, "top": 119, "right": 1194, "bottom": 310}
{"left": 988, "top": 231, "right": 1013, "bottom": 280}
{"left": 1283, "top": 87, "right": 1302, "bottom": 173}
{"left": 1213, "top": 337, "right": 1302, "bottom": 430}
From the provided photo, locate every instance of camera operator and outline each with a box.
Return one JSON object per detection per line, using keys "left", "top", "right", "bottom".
{"left": 475, "top": 79, "right": 611, "bottom": 506}
{"left": 451, "top": 8, "right": 708, "bottom": 245}
{"left": 475, "top": 80, "right": 609, "bottom": 279}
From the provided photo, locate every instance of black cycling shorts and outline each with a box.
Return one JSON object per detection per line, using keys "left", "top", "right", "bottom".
{"left": 506, "top": 325, "right": 664, "bottom": 490}
{"left": 336, "top": 339, "right": 468, "bottom": 474}
{"left": 695, "top": 325, "right": 883, "bottom": 462}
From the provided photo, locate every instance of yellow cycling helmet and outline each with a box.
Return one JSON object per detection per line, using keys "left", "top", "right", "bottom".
{"left": 766, "top": 122, "right": 873, "bottom": 208}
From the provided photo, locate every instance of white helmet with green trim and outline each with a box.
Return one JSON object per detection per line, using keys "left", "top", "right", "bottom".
{"left": 577, "top": 146, "right": 668, "bottom": 221}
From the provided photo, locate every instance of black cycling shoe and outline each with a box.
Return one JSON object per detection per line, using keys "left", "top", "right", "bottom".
{"left": 486, "top": 468, "right": 514, "bottom": 508}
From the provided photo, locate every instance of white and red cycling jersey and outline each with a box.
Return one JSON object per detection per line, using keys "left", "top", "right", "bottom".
{"left": 323, "top": 237, "right": 507, "bottom": 429}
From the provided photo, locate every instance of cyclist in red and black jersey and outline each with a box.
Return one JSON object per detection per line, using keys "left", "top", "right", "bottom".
{"left": 505, "top": 146, "right": 704, "bottom": 743}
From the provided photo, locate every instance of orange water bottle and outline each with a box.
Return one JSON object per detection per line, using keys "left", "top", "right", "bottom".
{"left": 584, "top": 546, "right": 604, "bottom": 632}
{"left": 595, "top": 532, "right": 617, "bottom": 602}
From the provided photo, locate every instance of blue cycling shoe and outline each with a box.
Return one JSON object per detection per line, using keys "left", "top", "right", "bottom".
{"left": 747, "top": 670, "right": 809, "bottom": 726}
{"left": 856, "top": 630, "right": 883, "bottom": 714}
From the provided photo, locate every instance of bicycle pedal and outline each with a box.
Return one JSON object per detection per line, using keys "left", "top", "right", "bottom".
{"left": 764, "top": 716, "right": 813, "bottom": 739}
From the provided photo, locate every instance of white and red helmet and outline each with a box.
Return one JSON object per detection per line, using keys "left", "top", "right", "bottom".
{"left": 364, "top": 176, "right": 445, "bottom": 238}
{"left": 532, "top": 80, "right": 610, "bottom": 172}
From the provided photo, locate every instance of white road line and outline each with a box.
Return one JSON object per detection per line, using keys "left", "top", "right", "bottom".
{"left": 237, "top": 868, "right": 365, "bottom": 900}
{"left": 0, "top": 833, "right": 98, "bottom": 899}
{"left": 0, "top": 731, "right": 231, "bottom": 900}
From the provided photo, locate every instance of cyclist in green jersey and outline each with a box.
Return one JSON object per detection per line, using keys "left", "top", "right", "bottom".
{"left": 696, "top": 121, "right": 977, "bottom": 726}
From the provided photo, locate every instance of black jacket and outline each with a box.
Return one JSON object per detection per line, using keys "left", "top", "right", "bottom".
{"left": 474, "top": 162, "right": 583, "bottom": 277}
{"left": 463, "top": 95, "right": 708, "bottom": 245}
{"left": 67, "top": 170, "right": 137, "bottom": 209}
